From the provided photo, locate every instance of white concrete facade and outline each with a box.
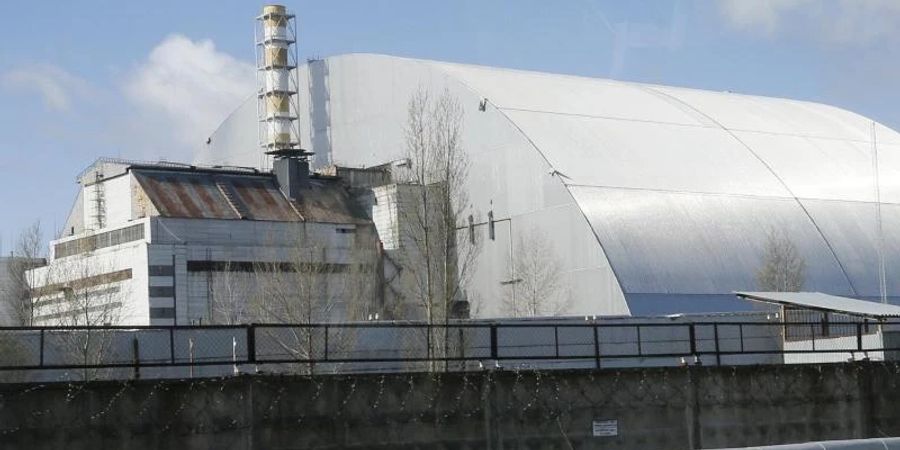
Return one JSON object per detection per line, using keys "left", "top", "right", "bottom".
{"left": 29, "top": 162, "right": 381, "bottom": 326}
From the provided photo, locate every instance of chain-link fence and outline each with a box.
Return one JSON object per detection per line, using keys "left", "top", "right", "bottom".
{"left": 0, "top": 321, "right": 895, "bottom": 380}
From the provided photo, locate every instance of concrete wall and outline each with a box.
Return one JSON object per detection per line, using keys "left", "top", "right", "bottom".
{"left": 30, "top": 228, "right": 149, "bottom": 326}
{"left": 3, "top": 362, "right": 900, "bottom": 449}
{"left": 148, "top": 217, "right": 381, "bottom": 325}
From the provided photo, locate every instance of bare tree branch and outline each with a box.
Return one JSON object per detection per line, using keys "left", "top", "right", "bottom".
{"left": 756, "top": 227, "right": 806, "bottom": 292}
{"left": 502, "top": 228, "right": 570, "bottom": 317}
{"left": 2, "top": 221, "right": 45, "bottom": 326}
{"left": 394, "top": 87, "right": 479, "bottom": 370}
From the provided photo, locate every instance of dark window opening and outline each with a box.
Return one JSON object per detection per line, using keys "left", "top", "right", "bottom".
{"left": 149, "top": 286, "right": 175, "bottom": 298}
{"left": 149, "top": 307, "right": 175, "bottom": 319}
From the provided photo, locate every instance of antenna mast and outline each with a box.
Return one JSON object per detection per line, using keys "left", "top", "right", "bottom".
{"left": 872, "top": 121, "right": 888, "bottom": 304}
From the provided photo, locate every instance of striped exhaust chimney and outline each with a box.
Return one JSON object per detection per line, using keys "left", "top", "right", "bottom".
{"left": 256, "top": 5, "right": 300, "bottom": 154}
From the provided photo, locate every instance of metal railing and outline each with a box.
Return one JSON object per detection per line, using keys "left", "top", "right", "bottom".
{"left": 0, "top": 321, "right": 894, "bottom": 376}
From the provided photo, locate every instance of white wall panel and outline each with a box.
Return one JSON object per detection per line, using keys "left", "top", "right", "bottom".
{"left": 503, "top": 111, "right": 792, "bottom": 198}
{"left": 652, "top": 85, "right": 878, "bottom": 142}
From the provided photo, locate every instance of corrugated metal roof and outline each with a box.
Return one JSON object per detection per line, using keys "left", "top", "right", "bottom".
{"left": 292, "top": 178, "right": 370, "bottom": 224}
{"left": 132, "top": 168, "right": 370, "bottom": 224}
{"left": 736, "top": 291, "right": 900, "bottom": 318}
{"left": 132, "top": 169, "right": 301, "bottom": 222}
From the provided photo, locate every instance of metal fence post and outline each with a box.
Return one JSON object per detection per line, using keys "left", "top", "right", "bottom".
{"left": 688, "top": 324, "right": 697, "bottom": 357}
{"left": 713, "top": 324, "right": 721, "bottom": 366}
{"left": 246, "top": 324, "right": 256, "bottom": 364}
{"left": 490, "top": 324, "right": 498, "bottom": 361}
{"left": 857, "top": 322, "right": 863, "bottom": 352}
{"left": 169, "top": 328, "right": 175, "bottom": 364}
{"left": 427, "top": 325, "right": 433, "bottom": 360}
{"left": 636, "top": 325, "right": 642, "bottom": 357}
{"left": 554, "top": 326, "right": 560, "bottom": 359}
{"left": 593, "top": 324, "right": 601, "bottom": 369}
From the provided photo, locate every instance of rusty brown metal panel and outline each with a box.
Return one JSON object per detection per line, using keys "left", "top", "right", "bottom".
{"left": 187, "top": 178, "right": 233, "bottom": 219}
{"left": 137, "top": 174, "right": 187, "bottom": 217}
{"left": 166, "top": 175, "right": 205, "bottom": 218}
{"left": 233, "top": 180, "right": 261, "bottom": 211}
{"left": 133, "top": 169, "right": 349, "bottom": 223}
{"left": 248, "top": 180, "right": 297, "bottom": 221}
{"left": 231, "top": 179, "right": 299, "bottom": 221}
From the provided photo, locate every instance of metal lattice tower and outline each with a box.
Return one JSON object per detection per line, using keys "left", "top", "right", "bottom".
{"left": 255, "top": 5, "right": 301, "bottom": 166}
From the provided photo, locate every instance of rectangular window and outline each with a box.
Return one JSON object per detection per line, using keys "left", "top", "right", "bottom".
{"left": 54, "top": 224, "right": 145, "bottom": 258}
{"left": 149, "top": 307, "right": 175, "bottom": 319}
{"left": 148, "top": 286, "right": 175, "bottom": 298}
{"left": 148, "top": 265, "right": 175, "bottom": 276}
{"left": 336, "top": 227, "right": 357, "bottom": 234}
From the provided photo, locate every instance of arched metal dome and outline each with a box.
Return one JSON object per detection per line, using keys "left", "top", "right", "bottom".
{"left": 201, "top": 54, "right": 900, "bottom": 316}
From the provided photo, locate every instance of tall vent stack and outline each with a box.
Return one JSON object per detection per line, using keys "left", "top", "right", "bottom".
{"left": 256, "top": 5, "right": 300, "bottom": 155}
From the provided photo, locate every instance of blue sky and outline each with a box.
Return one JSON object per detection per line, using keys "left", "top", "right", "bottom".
{"left": 1, "top": 0, "right": 899, "bottom": 251}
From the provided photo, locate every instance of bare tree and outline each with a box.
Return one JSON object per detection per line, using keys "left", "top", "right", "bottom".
{"left": 502, "top": 228, "right": 570, "bottom": 317}
{"left": 756, "top": 227, "right": 806, "bottom": 292}
{"left": 0, "top": 222, "right": 45, "bottom": 379}
{"left": 394, "top": 87, "right": 479, "bottom": 369}
{"left": 209, "top": 260, "right": 255, "bottom": 325}
{"left": 242, "top": 225, "right": 380, "bottom": 373}
{"left": 34, "top": 257, "right": 129, "bottom": 380}
{"left": 2, "top": 221, "right": 45, "bottom": 326}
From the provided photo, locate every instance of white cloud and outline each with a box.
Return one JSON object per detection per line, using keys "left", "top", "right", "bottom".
{"left": 123, "top": 34, "right": 255, "bottom": 151}
{"left": 1, "top": 64, "right": 91, "bottom": 111}
{"left": 717, "top": 0, "right": 900, "bottom": 44}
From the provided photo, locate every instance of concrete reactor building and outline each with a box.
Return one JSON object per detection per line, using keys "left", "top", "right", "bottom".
{"left": 28, "top": 5, "right": 900, "bottom": 326}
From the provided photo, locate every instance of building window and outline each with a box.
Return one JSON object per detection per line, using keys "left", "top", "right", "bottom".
{"left": 149, "top": 307, "right": 175, "bottom": 319}
{"left": 148, "top": 265, "right": 175, "bottom": 276}
{"left": 148, "top": 286, "right": 175, "bottom": 298}
{"left": 55, "top": 223, "right": 145, "bottom": 258}
{"left": 336, "top": 227, "right": 356, "bottom": 234}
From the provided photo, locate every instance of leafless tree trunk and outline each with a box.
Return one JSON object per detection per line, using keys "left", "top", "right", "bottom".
{"left": 2, "top": 221, "right": 45, "bottom": 326}
{"left": 756, "top": 227, "right": 806, "bottom": 292}
{"left": 502, "top": 228, "right": 570, "bottom": 317}
{"left": 396, "top": 87, "right": 479, "bottom": 370}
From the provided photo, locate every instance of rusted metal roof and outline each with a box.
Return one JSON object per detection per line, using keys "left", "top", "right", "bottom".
{"left": 132, "top": 169, "right": 302, "bottom": 222}
{"left": 131, "top": 168, "right": 370, "bottom": 224}
{"left": 292, "top": 177, "right": 371, "bottom": 224}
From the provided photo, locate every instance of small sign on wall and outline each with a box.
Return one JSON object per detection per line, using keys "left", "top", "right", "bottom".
{"left": 592, "top": 419, "right": 618, "bottom": 437}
